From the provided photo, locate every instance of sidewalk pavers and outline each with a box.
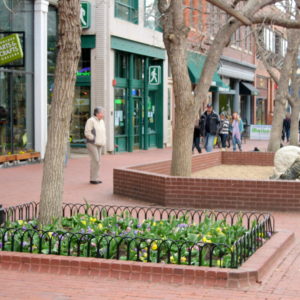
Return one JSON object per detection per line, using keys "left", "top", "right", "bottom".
{"left": 0, "top": 140, "right": 299, "bottom": 299}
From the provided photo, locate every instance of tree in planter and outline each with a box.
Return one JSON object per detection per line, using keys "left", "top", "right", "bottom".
{"left": 253, "top": 0, "right": 300, "bottom": 150}
{"left": 39, "top": 0, "right": 81, "bottom": 225}
{"left": 158, "top": 0, "right": 300, "bottom": 177}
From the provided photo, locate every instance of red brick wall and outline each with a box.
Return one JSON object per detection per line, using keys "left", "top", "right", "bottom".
{"left": 114, "top": 152, "right": 300, "bottom": 211}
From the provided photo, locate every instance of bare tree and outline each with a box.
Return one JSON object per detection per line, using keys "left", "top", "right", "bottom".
{"left": 158, "top": 0, "right": 300, "bottom": 177}
{"left": 39, "top": 0, "right": 81, "bottom": 225}
{"left": 253, "top": 0, "right": 300, "bottom": 150}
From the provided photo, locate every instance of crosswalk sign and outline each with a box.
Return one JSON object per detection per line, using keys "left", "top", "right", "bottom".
{"left": 149, "top": 66, "right": 161, "bottom": 85}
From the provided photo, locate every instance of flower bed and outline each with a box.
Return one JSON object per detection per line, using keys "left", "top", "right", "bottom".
{"left": 0, "top": 202, "right": 274, "bottom": 269}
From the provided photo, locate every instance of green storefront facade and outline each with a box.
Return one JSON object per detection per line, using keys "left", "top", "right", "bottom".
{"left": 112, "top": 36, "right": 165, "bottom": 152}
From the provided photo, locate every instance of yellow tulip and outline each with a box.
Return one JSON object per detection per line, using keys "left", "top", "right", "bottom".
{"left": 152, "top": 222, "right": 156, "bottom": 226}
{"left": 17, "top": 220, "right": 24, "bottom": 226}
{"left": 151, "top": 243, "right": 158, "bottom": 251}
{"left": 98, "top": 223, "right": 103, "bottom": 230}
{"left": 170, "top": 256, "right": 176, "bottom": 263}
{"left": 217, "top": 259, "right": 223, "bottom": 267}
{"left": 81, "top": 220, "right": 86, "bottom": 226}
{"left": 181, "top": 257, "right": 187, "bottom": 263}
{"left": 143, "top": 252, "right": 148, "bottom": 258}
{"left": 89, "top": 217, "right": 97, "bottom": 223}
{"left": 48, "top": 232, "right": 53, "bottom": 238}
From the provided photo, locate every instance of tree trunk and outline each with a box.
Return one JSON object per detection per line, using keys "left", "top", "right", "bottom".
{"left": 290, "top": 102, "right": 300, "bottom": 146}
{"left": 160, "top": 0, "right": 196, "bottom": 176}
{"left": 267, "top": 28, "right": 300, "bottom": 152}
{"left": 267, "top": 98, "right": 286, "bottom": 151}
{"left": 39, "top": 0, "right": 81, "bottom": 225}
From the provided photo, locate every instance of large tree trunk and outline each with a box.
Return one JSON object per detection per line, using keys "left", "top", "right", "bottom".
{"left": 268, "top": 28, "right": 300, "bottom": 152}
{"left": 39, "top": 0, "right": 81, "bottom": 225}
{"left": 267, "top": 98, "right": 286, "bottom": 151}
{"left": 290, "top": 102, "right": 300, "bottom": 146}
{"left": 160, "top": 0, "right": 196, "bottom": 176}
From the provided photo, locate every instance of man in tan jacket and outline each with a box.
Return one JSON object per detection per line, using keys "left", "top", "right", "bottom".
{"left": 84, "top": 106, "right": 106, "bottom": 184}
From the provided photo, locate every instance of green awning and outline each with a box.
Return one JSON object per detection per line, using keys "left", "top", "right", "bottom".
{"left": 187, "top": 52, "right": 230, "bottom": 92}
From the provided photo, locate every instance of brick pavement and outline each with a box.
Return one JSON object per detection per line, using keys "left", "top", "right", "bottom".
{"left": 1, "top": 140, "right": 300, "bottom": 299}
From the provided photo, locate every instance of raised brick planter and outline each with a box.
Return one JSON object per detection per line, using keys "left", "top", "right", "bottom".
{"left": 0, "top": 230, "right": 294, "bottom": 287}
{"left": 114, "top": 152, "right": 300, "bottom": 211}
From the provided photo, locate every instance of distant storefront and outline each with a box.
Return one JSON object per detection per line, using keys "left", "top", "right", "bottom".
{"left": 0, "top": 0, "right": 34, "bottom": 156}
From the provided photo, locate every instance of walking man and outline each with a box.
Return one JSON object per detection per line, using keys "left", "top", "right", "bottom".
{"left": 200, "top": 104, "right": 220, "bottom": 152}
{"left": 84, "top": 107, "right": 106, "bottom": 184}
{"left": 282, "top": 113, "right": 291, "bottom": 143}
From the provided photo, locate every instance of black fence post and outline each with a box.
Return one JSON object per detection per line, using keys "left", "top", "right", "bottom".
{"left": 0, "top": 205, "right": 5, "bottom": 225}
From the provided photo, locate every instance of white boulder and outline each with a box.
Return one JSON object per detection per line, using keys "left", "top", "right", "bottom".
{"left": 272, "top": 146, "right": 300, "bottom": 179}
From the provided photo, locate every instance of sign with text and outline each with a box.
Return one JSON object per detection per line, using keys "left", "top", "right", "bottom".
{"left": 0, "top": 34, "right": 23, "bottom": 66}
{"left": 80, "top": 2, "right": 91, "bottom": 29}
{"left": 149, "top": 66, "right": 161, "bottom": 85}
{"left": 250, "top": 125, "right": 272, "bottom": 140}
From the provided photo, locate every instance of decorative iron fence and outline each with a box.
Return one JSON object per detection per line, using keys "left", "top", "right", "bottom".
{"left": 0, "top": 202, "right": 275, "bottom": 268}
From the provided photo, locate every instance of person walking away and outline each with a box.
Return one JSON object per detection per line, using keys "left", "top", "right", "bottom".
{"left": 192, "top": 117, "right": 202, "bottom": 154}
{"left": 282, "top": 113, "right": 291, "bottom": 143}
{"left": 231, "top": 112, "right": 244, "bottom": 152}
{"left": 84, "top": 107, "right": 106, "bottom": 184}
{"left": 219, "top": 112, "right": 230, "bottom": 151}
{"left": 200, "top": 104, "right": 220, "bottom": 152}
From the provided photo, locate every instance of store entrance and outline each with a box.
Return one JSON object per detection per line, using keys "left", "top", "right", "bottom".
{"left": 70, "top": 86, "right": 90, "bottom": 147}
{"left": 133, "top": 96, "right": 143, "bottom": 150}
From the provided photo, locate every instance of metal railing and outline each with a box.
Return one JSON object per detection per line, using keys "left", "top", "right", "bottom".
{"left": 0, "top": 202, "right": 274, "bottom": 268}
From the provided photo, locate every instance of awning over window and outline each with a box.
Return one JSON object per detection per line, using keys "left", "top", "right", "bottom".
{"left": 240, "top": 81, "right": 259, "bottom": 96}
{"left": 187, "top": 52, "right": 230, "bottom": 92}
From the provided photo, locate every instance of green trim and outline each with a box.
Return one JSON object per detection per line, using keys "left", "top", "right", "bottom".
{"left": 144, "top": 57, "right": 149, "bottom": 150}
{"left": 81, "top": 35, "right": 95, "bottom": 49}
{"left": 187, "top": 52, "right": 230, "bottom": 92}
{"left": 128, "top": 54, "right": 134, "bottom": 152}
{"left": 111, "top": 36, "right": 165, "bottom": 59}
{"left": 115, "top": 0, "right": 139, "bottom": 24}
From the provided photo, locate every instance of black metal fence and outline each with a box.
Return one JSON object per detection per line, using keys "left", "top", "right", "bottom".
{"left": 0, "top": 202, "right": 275, "bottom": 268}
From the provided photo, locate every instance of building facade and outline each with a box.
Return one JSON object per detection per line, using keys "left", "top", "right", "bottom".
{"left": 72, "top": 0, "right": 168, "bottom": 153}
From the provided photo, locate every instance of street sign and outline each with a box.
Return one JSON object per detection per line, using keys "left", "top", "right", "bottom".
{"left": 80, "top": 1, "right": 91, "bottom": 29}
{"left": 0, "top": 34, "right": 23, "bottom": 66}
{"left": 149, "top": 66, "right": 161, "bottom": 85}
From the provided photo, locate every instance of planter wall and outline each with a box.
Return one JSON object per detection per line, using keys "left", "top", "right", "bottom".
{"left": 114, "top": 152, "right": 300, "bottom": 211}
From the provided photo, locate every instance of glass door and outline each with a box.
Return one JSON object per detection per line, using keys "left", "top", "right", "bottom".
{"left": 70, "top": 86, "right": 90, "bottom": 147}
{"left": 133, "top": 96, "right": 143, "bottom": 150}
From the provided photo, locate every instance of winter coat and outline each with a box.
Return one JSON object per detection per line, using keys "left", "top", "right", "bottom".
{"left": 84, "top": 116, "right": 106, "bottom": 146}
{"left": 200, "top": 111, "right": 220, "bottom": 136}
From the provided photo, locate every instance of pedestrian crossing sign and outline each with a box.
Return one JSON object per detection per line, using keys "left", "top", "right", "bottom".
{"left": 80, "top": 2, "right": 91, "bottom": 29}
{"left": 149, "top": 66, "right": 161, "bottom": 85}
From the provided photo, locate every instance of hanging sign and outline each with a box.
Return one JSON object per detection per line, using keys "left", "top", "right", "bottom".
{"left": 80, "top": 2, "right": 91, "bottom": 29}
{"left": 149, "top": 66, "right": 161, "bottom": 85}
{"left": 0, "top": 34, "right": 24, "bottom": 66}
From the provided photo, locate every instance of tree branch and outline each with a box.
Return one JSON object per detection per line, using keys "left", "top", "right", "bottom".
{"left": 206, "top": 0, "right": 252, "bottom": 25}
{"left": 251, "top": 16, "right": 300, "bottom": 28}
{"left": 157, "top": 0, "right": 170, "bottom": 14}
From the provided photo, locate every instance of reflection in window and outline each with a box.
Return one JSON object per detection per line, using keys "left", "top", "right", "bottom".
{"left": 144, "top": 0, "right": 162, "bottom": 31}
{"left": 115, "top": 52, "right": 128, "bottom": 78}
{"left": 115, "top": 0, "right": 138, "bottom": 24}
{"left": 114, "top": 88, "right": 127, "bottom": 136}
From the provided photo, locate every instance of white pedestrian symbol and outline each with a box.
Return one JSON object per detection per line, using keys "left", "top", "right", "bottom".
{"left": 81, "top": 7, "right": 87, "bottom": 26}
{"left": 150, "top": 69, "right": 158, "bottom": 83}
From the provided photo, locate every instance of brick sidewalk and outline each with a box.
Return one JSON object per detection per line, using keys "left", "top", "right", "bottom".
{"left": 1, "top": 140, "right": 300, "bottom": 299}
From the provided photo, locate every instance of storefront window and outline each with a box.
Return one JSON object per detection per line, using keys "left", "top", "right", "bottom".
{"left": 0, "top": 0, "right": 34, "bottom": 155}
{"left": 70, "top": 87, "right": 90, "bottom": 145}
{"left": 115, "top": 0, "right": 138, "bottom": 24}
{"left": 114, "top": 88, "right": 127, "bottom": 136}
{"left": 115, "top": 52, "right": 128, "bottom": 78}
{"left": 133, "top": 56, "right": 144, "bottom": 80}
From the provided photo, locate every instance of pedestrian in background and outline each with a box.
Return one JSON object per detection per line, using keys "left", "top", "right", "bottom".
{"left": 192, "top": 117, "right": 202, "bottom": 154}
{"left": 84, "top": 106, "right": 106, "bottom": 184}
{"left": 200, "top": 103, "right": 220, "bottom": 152}
{"left": 282, "top": 113, "right": 291, "bottom": 143}
{"left": 231, "top": 112, "right": 244, "bottom": 152}
{"left": 219, "top": 112, "right": 230, "bottom": 151}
